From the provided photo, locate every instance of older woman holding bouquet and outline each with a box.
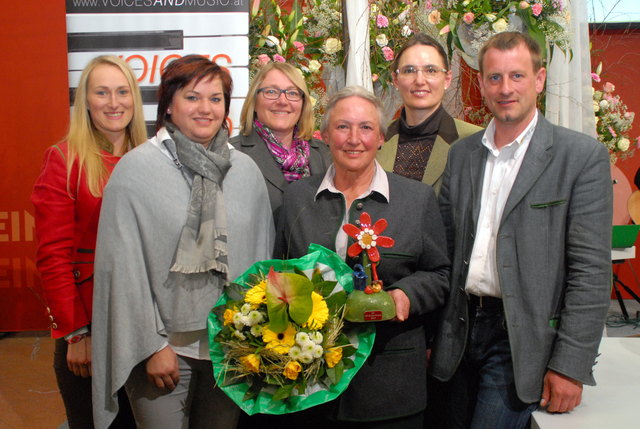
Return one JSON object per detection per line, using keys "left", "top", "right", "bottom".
{"left": 231, "top": 62, "right": 330, "bottom": 224}
{"left": 377, "top": 33, "right": 481, "bottom": 195}
{"left": 92, "top": 55, "right": 274, "bottom": 428}
{"left": 32, "top": 55, "right": 146, "bottom": 429}
{"left": 274, "top": 86, "right": 450, "bottom": 428}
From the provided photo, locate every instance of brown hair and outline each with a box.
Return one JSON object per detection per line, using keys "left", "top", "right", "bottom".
{"left": 391, "top": 33, "right": 450, "bottom": 73}
{"left": 156, "top": 55, "right": 232, "bottom": 131}
{"left": 478, "top": 31, "right": 543, "bottom": 74}
{"left": 238, "top": 62, "right": 314, "bottom": 140}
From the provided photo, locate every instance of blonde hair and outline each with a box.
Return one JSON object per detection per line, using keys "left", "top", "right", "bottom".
{"left": 239, "top": 62, "right": 314, "bottom": 140}
{"left": 66, "top": 55, "right": 146, "bottom": 197}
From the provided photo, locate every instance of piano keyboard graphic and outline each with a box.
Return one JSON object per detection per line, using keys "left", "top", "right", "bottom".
{"left": 66, "top": 7, "right": 249, "bottom": 136}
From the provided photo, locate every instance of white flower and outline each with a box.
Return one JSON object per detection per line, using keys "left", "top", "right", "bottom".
{"left": 309, "top": 331, "right": 323, "bottom": 344}
{"left": 485, "top": 13, "right": 497, "bottom": 22}
{"left": 376, "top": 34, "right": 389, "bottom": 47}
{"left": 299, "top": 352, "right": 314, "bottom": 364}
{"left": 599, "top": 99, "right": 609, "bottom": 110}
{"left": 265, "top": 35, "right": 279, "bottom": 47}
{"left": 593, "top": 100, "right": 600, "bottom": 113}
{"left": 324, "top": 37, "right": 342, "bottom": 54}
{"left": 401, "top": 25, "right": 413, "bottom": 37}
{"left": 309, "top": 96, "right": 317, "bottom": 107}
{"left": 296, "top": 332, "right": 310, "bottom": 345}
{"left": 241, "top": 303, "right": 252, "bottom": 315}
{"left": 492, "top": 18, "right": 508, "bottom": 33}
{"left": 288, "top": 345, "right": 302, "bottom": 359}
{"left": 232, "top": 329, "right": 246, "bottom": 341}
{"left": 312, "top": 344, "right": 324, "bottom": 359}
{"left": 462, "top": 0, "right": 471, "bottom": 6}
{"left": 370, "top": 4, "right": 378, "bottom": 14}
{"left": 250, "top": 324, "right": 263, "bottom": 337}
{"left": 617, "top": 137, "right": 630, "bottom": 151}
{"left": 301, "top": 341, "right": 316, "bottom": 354}
{"left": 308, "top": 60, "right": 321, "bottom": 73}
{"left": 247, "top": 311, "right": 264, "bottom": 326}
{"left": 398, "top": 9, "right": 409, "bottom": 23}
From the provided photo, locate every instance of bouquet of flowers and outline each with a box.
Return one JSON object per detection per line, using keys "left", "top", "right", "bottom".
{"left": 591, "top": 62, "right": 637, "bottom": 164}
{"left": 424, "top": 0, "right": 571, "bottom": 68}
{"left": 208, "top": 244, "right": 375, "bottom": 415}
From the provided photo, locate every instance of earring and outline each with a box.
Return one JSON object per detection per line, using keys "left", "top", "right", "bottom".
{"left": 167, "top": 108, "right": 172, "bottom": 114}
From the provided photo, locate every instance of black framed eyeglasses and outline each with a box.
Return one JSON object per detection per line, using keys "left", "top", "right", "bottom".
{"left": 257, "top": 86, "right": 304, "bottom": 101}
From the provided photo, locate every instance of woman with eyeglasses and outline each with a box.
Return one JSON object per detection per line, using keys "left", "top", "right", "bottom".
{"left": 230, "top": 62, "right": 330, "bottom": 225}
{"left": 377, "top": 33, "right": 481, "bottom": 195}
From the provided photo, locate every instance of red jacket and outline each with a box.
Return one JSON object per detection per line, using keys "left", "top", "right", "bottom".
{"left": 32, "top": 142, "right": 119, "bottom": 338}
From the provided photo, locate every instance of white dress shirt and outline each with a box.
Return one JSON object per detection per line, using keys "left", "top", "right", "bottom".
{"left": 315, "top": 161, "right": 390, "bottom": 259}
{"left": 465, "top": 111, "right": 538, "bottom": 298}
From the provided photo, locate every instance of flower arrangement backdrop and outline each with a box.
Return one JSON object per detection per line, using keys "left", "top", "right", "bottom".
{"left": 248, "top": 0, "right": 636, "bottom": 163}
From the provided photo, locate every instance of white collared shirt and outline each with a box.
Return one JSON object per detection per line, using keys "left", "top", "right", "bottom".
{"left": 315, "top": 161, "right": 390, "bottom": 259}
{"left": 465, "top": 111, "right": 538, "bottom": 298}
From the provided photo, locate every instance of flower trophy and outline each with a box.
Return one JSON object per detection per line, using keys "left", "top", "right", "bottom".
{"left": 342, "top": 212, "right": 397, "bottom": 322}
{"left": 208, "top": 244, "right": 375, "bottom": 415}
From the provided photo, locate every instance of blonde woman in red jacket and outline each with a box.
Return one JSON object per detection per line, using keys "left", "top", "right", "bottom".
{"left": 31, "top": 55, "right": 146, "bottom": 429}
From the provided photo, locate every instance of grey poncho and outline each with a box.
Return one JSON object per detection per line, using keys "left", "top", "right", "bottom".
{"left": 92, "top": 129, "right": 274, "bottom": 428}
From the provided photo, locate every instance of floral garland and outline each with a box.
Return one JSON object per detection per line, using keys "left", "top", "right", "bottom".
{"left": 424, "top": 1, "right": 571, "bottom": 67}
{"left": 591, "top": 62, "right": 637, "bottom": 164}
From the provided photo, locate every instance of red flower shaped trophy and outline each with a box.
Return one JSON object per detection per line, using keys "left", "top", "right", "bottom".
{"left": 342, "top": 212, "right": 396, "bottom": 322}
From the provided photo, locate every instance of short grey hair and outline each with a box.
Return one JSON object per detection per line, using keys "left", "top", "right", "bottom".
{"left": 320, "top": 86, "right": 387, "bottom": 136}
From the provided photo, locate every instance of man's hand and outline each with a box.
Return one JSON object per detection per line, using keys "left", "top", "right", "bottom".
{"left": 388, "top": 289, "right": 410, "bottom": 322}
{"left": 146, "top": 345, "right": 180, "bottom": 390}
{"left": 540, "top": 369, "right": 583, "bottom": 413}
{"left": 67, "top": 336, "right": 92, "bottom": 378}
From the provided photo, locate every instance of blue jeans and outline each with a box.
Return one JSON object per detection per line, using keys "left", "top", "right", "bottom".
{"left": 447, "top": 307, "right": 537, "bottom": 429}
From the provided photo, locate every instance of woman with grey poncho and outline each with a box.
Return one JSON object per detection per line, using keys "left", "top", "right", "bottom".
{"left": 91, "top": 56, "right": 274, "bottom": 428}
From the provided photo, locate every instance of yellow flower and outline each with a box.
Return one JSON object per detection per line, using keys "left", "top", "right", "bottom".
{"left": 245, "top": 280, "right": 267, "bottom": 305}
{"left": 262, "top": 324, "right": 297, "bottom": 354}
{"left": 239, "top": 354, "right": 260, "bottom": 373}
{"left": 304, "top": 292, "right": 329, "bottom": 330}
{"left": 223, "top": 308, "right": 235, "bottom": 326}
{"left": 324, "top": 347, "right": 343, "bottom": 368}
{"left": 283, "top": 360, "right": 302, "bottom": 380}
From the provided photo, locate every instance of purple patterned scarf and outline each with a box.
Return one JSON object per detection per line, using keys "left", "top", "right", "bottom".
{"left": 254, "top": 119, "right": 311, "bottom": 182}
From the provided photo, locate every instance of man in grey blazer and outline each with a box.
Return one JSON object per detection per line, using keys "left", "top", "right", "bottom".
{"left": 430, "top": 32, "right": 613, "bottom": 429}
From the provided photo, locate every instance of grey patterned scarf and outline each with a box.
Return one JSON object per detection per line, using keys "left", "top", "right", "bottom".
{"left": 163, "top": 123, "right": 231, "bottom": 284}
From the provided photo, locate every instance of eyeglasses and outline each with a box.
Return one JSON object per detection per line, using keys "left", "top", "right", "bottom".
{"left": 257, "top": 87, "right": 304, "bottom": 101}
{"left": 396, "top": 65, "right": 448, "bottom": 80}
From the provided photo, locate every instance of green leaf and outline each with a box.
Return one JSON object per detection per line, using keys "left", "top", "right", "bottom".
{"left": 311, "top": 267, "right": 323, "bottom": 284}
{"left": 326, "top": 360, "right": 344, "bottom": 385}
{"left": 243, "top": 380, "right": 262, "bottom": 402}
{"left": 341, "top": 345, "right": 357, "bottom": 358}
{"left": 224, "top": 282, "right": 247, "bottom": 302}
{"left": 272, "top": 383, "right": 295, "bottom": 401}
{"left": 266, "top": 267, "right": 313, "bottom": 332}
{"left": 325, "top": 290, "right": 347, "bottom": 313}
{"left": 315, "top": 280, "right": 338, "bottom": 297}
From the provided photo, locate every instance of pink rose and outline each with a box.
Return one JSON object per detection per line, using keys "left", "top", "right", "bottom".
{"left": 273, "top": 54, "right": 286, "bottom": 63}
{"left": 293, "top": 41, "right": 305, "bottom": 53}
{"left": 463, "top": 12, "right": 475, "bottom": 25}
{"left": 603, "top": 82, "right": 615, "bottom": 93}
{"left": 257, "top": 54, "right": 271, "bottom": 65}
{"left": 377, "top": 14, "right": 389, "bottom": 28}
{"left": 531, "top": 3, "right": 543, "bottom": 16}
{"left": 382, "top": 46, "right": 394, "bottom": 61}
{"left": 313, "top": 130, "right": 322, "bottom": 140}
{"left": 591, "top": 72, "right": 601, "bottom": 82}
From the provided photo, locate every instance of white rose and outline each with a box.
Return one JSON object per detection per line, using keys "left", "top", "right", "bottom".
{"left": 376, "top": 34, "right": 389, "bottom": 47}
{"left": 401, "top": 25, "right": 413, "bottom": 37}
{"left": 324, "top": 37, "right": 342, "bottom": 54}
{"left": 492, "top": 18, "right": 508, "bottom": 32}
{"left": 463, "top": 0, "right": 471, "bottom": 6}
{"left": 308, "top": 60, "right": 321, "bottom": 73}
{"left": 599, "top": 99, "right": 609, "bottom": 110}
{"left": 593, "top": 100, "right": 600, "bottom": 112}
{"left": 617, "top": 137, "right": 630, "bottom": 151}
{"left": 485, "top": 13, "right": 497, "bottom": 22}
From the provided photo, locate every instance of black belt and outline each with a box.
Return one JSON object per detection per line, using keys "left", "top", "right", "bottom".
{"left": 469, "top": 294, "right": 503, "bottom": 311}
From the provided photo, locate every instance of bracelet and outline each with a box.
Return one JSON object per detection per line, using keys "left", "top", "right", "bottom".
{"left": 66, "top": 333, "right": 89, "bottom": 344}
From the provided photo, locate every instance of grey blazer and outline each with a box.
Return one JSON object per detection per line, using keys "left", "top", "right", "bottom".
{"left": 230, "top": 130, "right": 330, "bottom": 225}
{"left": 430, "top": 114, "right": 613, "bottom": 403}
{"left": 275, "top": 172, "right": 450, "bottom": 421}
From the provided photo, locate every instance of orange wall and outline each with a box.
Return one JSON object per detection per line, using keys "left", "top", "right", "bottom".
{"left": 0, "top": 2, "right": 69, "bottom": 330}
{"left": 591, "top": 25, "right": 640, "bottom": 298}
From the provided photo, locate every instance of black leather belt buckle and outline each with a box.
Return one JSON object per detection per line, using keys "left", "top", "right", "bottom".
{"left": 469, "top": 294, "right": 503, "bottom": 311}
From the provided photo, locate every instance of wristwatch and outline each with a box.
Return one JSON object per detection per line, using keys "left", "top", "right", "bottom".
{"left": 66, "top": 333, "right": 88, "bottom": 344}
